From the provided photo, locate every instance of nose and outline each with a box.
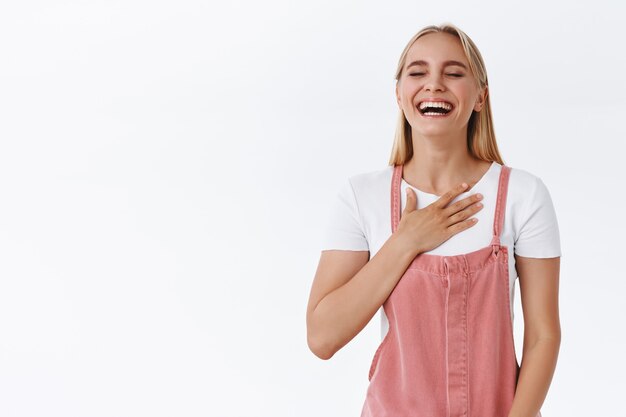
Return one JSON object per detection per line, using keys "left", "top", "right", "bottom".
{"left": 424, "top": 73, "right": 445, "bottom": 92}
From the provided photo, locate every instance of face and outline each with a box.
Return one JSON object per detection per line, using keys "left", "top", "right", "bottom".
{"left": 395, "top": 32, "right": 487, "bottom": 138}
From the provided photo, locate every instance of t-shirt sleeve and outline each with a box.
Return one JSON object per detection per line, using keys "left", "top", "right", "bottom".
{"left": 319, "top": 177, "right": 369, "bottom": 252}
{"left": 514, "top": 176, "right": 562, "bottom": 258}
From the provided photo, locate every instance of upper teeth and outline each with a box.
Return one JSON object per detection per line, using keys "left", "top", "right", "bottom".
{"left": 419, "top": 101, "right": 452, "bottom": 110}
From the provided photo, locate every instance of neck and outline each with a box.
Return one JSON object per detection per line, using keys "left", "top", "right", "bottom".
{"left": 403, "top": 133, "right": 490, "bottom": 195}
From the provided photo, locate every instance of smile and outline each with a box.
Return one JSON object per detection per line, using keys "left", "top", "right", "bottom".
{"left": 417, "top": 101, "right": 454, "bottom": 118}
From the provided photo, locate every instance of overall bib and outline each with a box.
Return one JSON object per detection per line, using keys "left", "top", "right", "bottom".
{"left": 360, "top": 164, "right": 542, "bottom": 417}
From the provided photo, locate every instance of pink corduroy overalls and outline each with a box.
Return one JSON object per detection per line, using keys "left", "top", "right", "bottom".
{"left": 360, "top": 163, "right": 542, "bottom": 417}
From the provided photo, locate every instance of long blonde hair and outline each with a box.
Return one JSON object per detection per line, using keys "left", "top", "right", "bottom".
{"left": 388, "top": 23, "right": 504, "bottom": 166}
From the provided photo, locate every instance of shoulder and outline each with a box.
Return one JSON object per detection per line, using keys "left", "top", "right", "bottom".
{"left": 329, "top": 165, "right": 393, "bottom": 210}
{"left": 501, "top": 164, "right": 559, "bottom": 230}
{"left": 507, "top": 165, "right": 555, "bottom": 205}
{"left": 505, "top": 166, "right": 561, "bottom": 257}
{"left": 332, "top": 165, "right": 394, "bottom": 219}
{"left": 346, "top": 165, "right": 393, "bottom": 194}
{"left": 507, "top": 165, "right": 544, "bottom": 189}
{"left": 339, "top": 166, "right": 393, "bottom": 201}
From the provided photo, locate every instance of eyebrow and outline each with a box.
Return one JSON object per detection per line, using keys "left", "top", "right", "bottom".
{"left": 406, "top": 60, "right": 468, "bottom": 70}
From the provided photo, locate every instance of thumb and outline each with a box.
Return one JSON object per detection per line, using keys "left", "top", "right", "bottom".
{"left": 403, "top": 187, "right": 416, "bottom": 213}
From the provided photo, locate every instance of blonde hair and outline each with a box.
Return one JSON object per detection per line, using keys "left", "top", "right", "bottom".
{"left": 388, "top": 23, "right": 504, "bottom": 166}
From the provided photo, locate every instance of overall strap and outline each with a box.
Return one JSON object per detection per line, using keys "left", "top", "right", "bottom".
{"left": 490, "top": 165, "right": 511, "bottom": 254}
{"left": 391, "top": 164, "right": 403, "bottom": 233}
{"left": 392, "top": 163, "right": 512, "bottom": 255}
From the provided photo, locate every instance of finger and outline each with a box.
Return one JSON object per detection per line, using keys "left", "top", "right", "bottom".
{"left": 435, "top": 182, "right": 469, "bottom": 209}
{"left": 446, "top": 201, "right": 483, "bottom": 226}
{"left": 443, "top": 192, "right": 483, "bottom": 218}
{"left": 446, "top": 216, "right": 479, "bottom": 238}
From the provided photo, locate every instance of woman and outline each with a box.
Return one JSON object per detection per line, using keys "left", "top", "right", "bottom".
{"left": 306, "top": 23, "right": 561, "bottom": 417}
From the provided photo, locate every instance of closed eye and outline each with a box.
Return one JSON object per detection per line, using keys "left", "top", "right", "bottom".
{"left": 409, "top": 73, "right": 464, "bottom": 77}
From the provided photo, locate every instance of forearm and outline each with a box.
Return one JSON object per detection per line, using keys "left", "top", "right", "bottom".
{"left": 311, "top": 233, "right": 418, "bottom": 359}
{"left": 508, "top": 337, "right": 561, "bottom": 417}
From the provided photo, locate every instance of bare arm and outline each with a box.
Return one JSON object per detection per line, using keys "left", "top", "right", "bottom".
{"left": 508, "top": 255, "right": 561, "bottom": 417}
{"left": 306, "top": 233, "right": 418, "bottom": 360}
{"left": 306, "top": 182, "right": 484, "bottom": 360}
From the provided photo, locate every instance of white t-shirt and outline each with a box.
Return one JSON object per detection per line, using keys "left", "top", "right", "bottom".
{"left": 320, "top": 161, "right": 562, "bottom": 341}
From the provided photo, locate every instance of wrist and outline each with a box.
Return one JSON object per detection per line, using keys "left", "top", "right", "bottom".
{"left": 390, "top": 231, "right": 422, "bottom": 260}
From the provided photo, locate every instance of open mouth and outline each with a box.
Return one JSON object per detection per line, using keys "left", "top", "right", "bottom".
{"left": 417, "top": 101, "right": 454, "bottom": 117}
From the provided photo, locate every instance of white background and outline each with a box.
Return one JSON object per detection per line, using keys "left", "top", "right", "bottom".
{"left": 0, "top": 1, "right": 624, "bottom": 416}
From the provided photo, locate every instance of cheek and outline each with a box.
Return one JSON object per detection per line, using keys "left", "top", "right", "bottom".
{"left": 457, "top": 84, "right": 479, "bottom": 101}
{"left": 399, "top": 83, "right": 420, "bottom": 104}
